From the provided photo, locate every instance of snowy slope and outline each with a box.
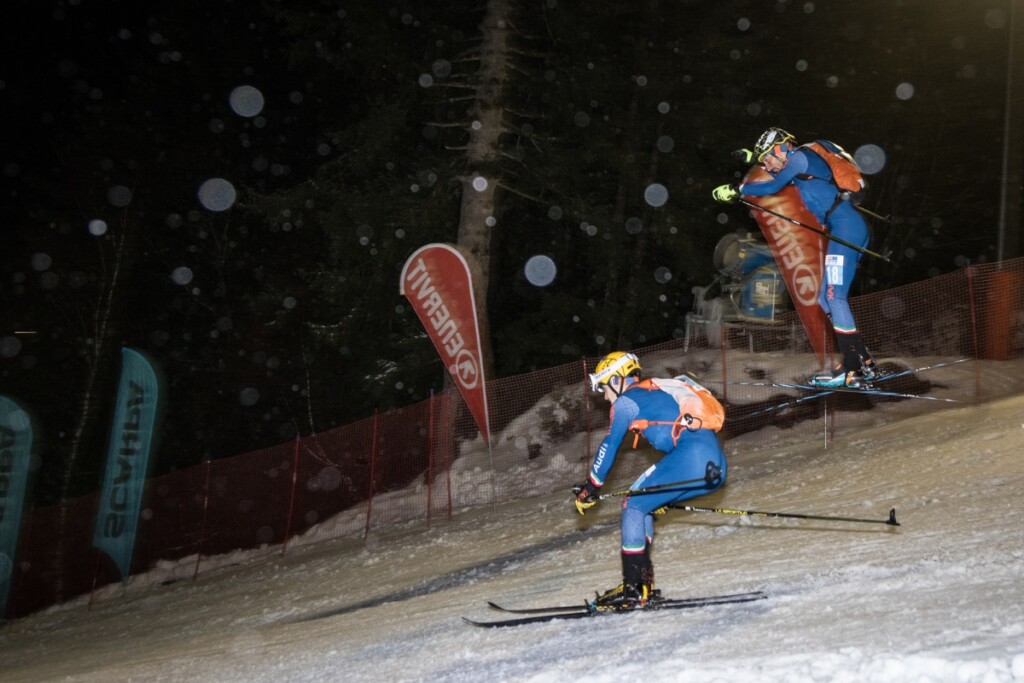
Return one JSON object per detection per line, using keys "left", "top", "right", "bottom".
{"left": 2, "top": 384, "right": 1024, "bottom": 681}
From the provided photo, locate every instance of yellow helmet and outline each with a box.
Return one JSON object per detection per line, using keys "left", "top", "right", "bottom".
{"left": 589, "top": 351, "right": 642, "bottom": 392}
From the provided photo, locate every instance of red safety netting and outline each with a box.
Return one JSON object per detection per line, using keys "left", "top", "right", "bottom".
{"left": 4, "top": 260, "right": 1023, "bottom": 619}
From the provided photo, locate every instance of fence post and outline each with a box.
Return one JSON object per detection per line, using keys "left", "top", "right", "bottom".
{"left": 444, "top": 388, "right": 453, "bottom": 520}
{"left": 364, "top": 410, "right": 379, "bottom": 539}
{"left": 582, "top": 358, "right": 591, "bottom": 472}
{"left": 981, "top": 267, "right": 1022, "bottom": 363}
{"left": 427, "top": 390, "right": 434, "bottom": 527}
{"left": 281, "top": 431, "right": 301, "bottom": 556}
{"left": 823, "top": 325, "right": 831, "bottom": 446}
{"left": 5, "top": 502, "right": 33, "bottom": 621}
{"left": 720, "top": 323, "right": 729, "bottom": 404}
{"left": 966, "top": 266, "right": 982, "bottom": 401}
{"left": 87, "top": 553, "right": 101, "bottom": 610}
{"left": 192, "top": 459, "right": 212, "bottom": 581}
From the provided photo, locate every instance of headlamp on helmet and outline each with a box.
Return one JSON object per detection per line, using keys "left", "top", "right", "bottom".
{"left": 588, "top": 351, "right": 642, "bottom": 392}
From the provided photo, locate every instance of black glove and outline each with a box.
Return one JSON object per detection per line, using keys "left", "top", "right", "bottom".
{"left": 572, "top": 480, "right": 601, "bottom": 515}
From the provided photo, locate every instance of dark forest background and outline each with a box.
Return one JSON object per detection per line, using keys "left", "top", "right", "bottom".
{"left": 2, "top": 0, "right": 1021, "bottom": 505}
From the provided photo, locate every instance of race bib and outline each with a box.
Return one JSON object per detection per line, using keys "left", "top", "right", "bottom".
{"left": 824, "top": 254, "right": 845, "bottom": 287}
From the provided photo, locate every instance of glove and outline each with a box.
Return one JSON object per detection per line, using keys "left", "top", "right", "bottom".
{"left": 572, "top": 480, "right": 601, "bottom": 515}
{"left": 731, "top": 148, "right": 755, "bottom": 164}
{"left": 712, "top": 184, "right": 739, "bottom": 204}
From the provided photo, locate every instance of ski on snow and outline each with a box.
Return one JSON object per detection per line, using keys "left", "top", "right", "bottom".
{"left": 486, "top": 589, "right": 766, "bottom": 615}
{"left": 742, "top": 357, "right": 969, "bottom": 417}
{"left": 754, "top": 381, "right": 960, "bottom": 403}
{"left": 464, "top": 590, "right": 767, "bottom": 628}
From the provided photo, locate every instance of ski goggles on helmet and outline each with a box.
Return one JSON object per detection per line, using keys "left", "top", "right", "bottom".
{"left": 588, "top": 352, "right": 641, "bottom": 392}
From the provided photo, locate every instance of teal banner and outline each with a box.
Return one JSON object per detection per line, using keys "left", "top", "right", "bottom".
{"left": 93, "top": 348, "right": 160, "bottom": 579}
{"left": 0, "top": 395, "right": 34, "bottom": 618}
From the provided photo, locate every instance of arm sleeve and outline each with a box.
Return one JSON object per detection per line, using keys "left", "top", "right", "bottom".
{"left": 588, "top": 395, "right": 640, "bottom": 486}
{"left": 739, "top": 152, "right": 809, "bottom": 197}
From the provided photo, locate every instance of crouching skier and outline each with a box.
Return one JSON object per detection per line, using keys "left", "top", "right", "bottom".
{"left": 573, "top": 351, "right": 726, "bottom": 611}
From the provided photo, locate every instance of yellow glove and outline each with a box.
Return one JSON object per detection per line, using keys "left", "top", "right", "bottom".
{"left": 574, "top": 498, "right": 597, "bottom": 515}
{"left": 712, "top": 184, "right": 740, "bottom": 204}
{"left": 572, "top": 481, "right": 600, "bottom": 515}
{"left": 731, "top": 148, "right": 755, "bottom": 164}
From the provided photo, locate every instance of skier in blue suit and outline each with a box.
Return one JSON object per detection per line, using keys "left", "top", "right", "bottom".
{"left": 713, "top": 127, "right": 877, "bottom": 388}
{"left": 573, "top": 351, "right": 726, "bottom": 610}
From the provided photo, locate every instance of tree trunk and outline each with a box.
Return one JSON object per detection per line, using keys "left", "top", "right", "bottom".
{"left": 603, "top": 92, "right": 642, "bottom": 350}
{"left": 456, "top": 0, "right": 515, "bottom": 380}
{"left": 61, "top": 214, "right": 136, "bottom": 501}
{"left": 55, "top": 210, "right": 137, "bottom": 599}
{"left": 617, "top": 118, "right": 666, "bottom": 349}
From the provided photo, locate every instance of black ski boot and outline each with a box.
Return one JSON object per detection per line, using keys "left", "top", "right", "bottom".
{"left": 593, "top": 552, "right": 653, "bottom": 611}
{"left": 642, "top": 542, "right": 662, "bottom": 602}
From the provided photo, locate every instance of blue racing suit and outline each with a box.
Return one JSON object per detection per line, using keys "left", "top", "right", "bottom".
{"left": 587, "top": 381, "right": 726, "bottom": 558}
{"left": 739, "top": 148, "right": 869, "bottom": 335}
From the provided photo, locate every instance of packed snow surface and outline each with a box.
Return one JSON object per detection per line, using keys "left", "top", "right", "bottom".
{"left": 2, "top": 371, "right": 1024, "bottom": 682}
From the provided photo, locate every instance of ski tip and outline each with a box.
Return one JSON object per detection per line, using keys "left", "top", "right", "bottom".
{"left": 887, "top": 508, "right": 900, "bottom": 527}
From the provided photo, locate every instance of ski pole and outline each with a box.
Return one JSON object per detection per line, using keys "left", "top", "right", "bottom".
{"left": 855, "top": 204, "right": 891, "bottom": 223}
{"left": 671, "top": 503, "right": 900, "bottom": 527}
{"left": 739, "top": 199, "right": 893, "bottom": 263}
{"left": 600, "top": 477, "right": 708, "bottom": 500}
{"left": 600, "top": 462, "right": 723, "bottom": 500}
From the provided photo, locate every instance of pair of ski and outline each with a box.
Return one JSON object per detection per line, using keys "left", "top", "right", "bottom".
{"left": 463, "top": 590, "right": 767, "bottom": 628}
{"left": 744, "top": 358, "right": 968, "bottom": 417}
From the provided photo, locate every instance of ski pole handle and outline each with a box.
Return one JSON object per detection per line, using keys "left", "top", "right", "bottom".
{"left": 855, "top": 204, "right": 892, "bottom": 223}
{"left": 600, "top": 462, "right": 723, "bottom": 500}
{"left": 599, "top": 476, "right": 710, "bottom": 500}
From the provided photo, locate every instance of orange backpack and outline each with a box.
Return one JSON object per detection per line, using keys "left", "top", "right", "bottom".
{"left": 628, "top": 376, "right": 725, "bottom": 447}
{"left": 798, "top": 140, "right": 865, "bottom": 196}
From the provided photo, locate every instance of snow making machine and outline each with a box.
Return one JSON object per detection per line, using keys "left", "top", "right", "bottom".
{"left": 685, "top": 232, "right": 791, "bottom": 348}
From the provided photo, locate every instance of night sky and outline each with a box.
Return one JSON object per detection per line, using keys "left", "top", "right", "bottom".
{"left": 1, "top": 0, "right": 1021, "bottom": 502}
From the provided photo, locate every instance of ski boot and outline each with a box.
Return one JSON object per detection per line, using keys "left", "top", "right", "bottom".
{"left": 811, "top": 365, "right": 840, "bottom": 385}
{"left": 810, "top": 367, "right": 864, "bottom": 389}
{"left": 592, "top": 582, "right": 651, "bottom": 611}
{"left": 860, "top": 358, "right": 881, "bottom": 384}
{"left": 642, "top": 552, "right": 662, "bottom": 603}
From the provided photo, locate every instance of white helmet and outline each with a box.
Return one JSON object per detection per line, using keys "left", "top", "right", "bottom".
{"left": 754, "top": 127, "right": 796, "bottom": 162}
